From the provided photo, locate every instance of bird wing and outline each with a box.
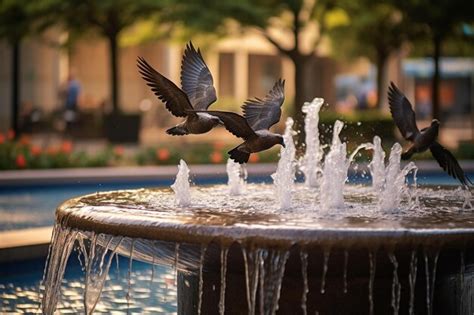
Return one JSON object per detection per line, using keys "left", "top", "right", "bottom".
{"left": 180, "top": 42, "right": 217, "bottom": 111}
{"left": 203, "top": 110, "right": 256, "bottom": 140}
{"left": 387, "top": 82, "right": 419, "bottom": 141}
{"left": 430, "top": 142, "right": 472, "bottom": 187}
{"left": 137, "top": 56, "right": 193, "bottom": 117}
{"left": 242, "top": 79, "right": 285, "bottom": 131}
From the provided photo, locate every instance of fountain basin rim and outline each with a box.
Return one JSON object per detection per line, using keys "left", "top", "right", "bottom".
{"left": 57, "top": 194, "right": 474, "bottom": 249}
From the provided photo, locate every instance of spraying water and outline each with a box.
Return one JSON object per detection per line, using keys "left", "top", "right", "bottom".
{"left": 368, "top": 136, "right": 386, "bottom": 193}
{"left": 272, "top": 117, "right": 297, "bottom": 210}
{"left": 454, "top": 187, "right": 473, "bottom": 209}
{"left": 226, "top": 158, "right": 246, "bottom": 196}
{"left": 301, "top": 98, "right": 325, "bottom": 188}
{"left": 320, "top": 120, "right": 350, "bottom": 210}
{"left": 320, "top": 120, "right": 371, "bottom": 211}
{"left": 378, "top": 143, "right": 417, "bottom": 212}
{"left": 171, "top": 159, "right": 191, "bottom": 206}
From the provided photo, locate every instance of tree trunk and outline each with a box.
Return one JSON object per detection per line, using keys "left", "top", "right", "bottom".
{"left": 432, "top": 35, "right": 442, "bottom": 120}
{"left": 11, "top": 40, "right": 20, "bottom": 137}
{"left": 292, "top": 54, "right": 315, "bottom": 145}
{"left": 375, "top": 52, "right": 388, "bottom": 109}
{"left": 108, "top": 34, "right": 120, "bottom": 113}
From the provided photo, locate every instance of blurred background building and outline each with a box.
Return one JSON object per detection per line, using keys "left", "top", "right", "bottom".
{"left": 0, "top": 0, "right": 472, "bottom": 169}
{"left": 1, "top": 30, "right": 471, "bottom": 141}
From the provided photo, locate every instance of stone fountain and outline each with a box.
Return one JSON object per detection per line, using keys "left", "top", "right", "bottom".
{"left": 41, "top": 98, "right": 474, "bottom": 315}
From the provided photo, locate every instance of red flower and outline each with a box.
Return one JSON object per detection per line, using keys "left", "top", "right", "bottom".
{"left": 19, "top": 135, "right": 31, "bottom": 146}
{"left": 61, "top": 141, "right": 73, "bottom": 154}
{"left": 213, "top": 141, "right": 225, "bottom": 150}
{"left": 249, "top": 154, "right": 259, "bottom": 163}
{"left": 114, "top": 146, "right": 124, "bottom": 157}
{"left": 156, "top": 148, "right": 170, "bottom": 161}
{"left": 7, "top": 129, "right": 14, "bottom": 140}
{"left": 16, "top": 154, "right": 27, "bottom": 168}
{"left": 0, "top": 133, "right": 4, "bottom": 144}
{"left": 47, "top": 146, "right": 59, "bottom": 155}
{"left": 210, "top": 151, "right": 223, "bottom": 163}
{"left": 30, "top": 145, "right": 42, "bottom": 156}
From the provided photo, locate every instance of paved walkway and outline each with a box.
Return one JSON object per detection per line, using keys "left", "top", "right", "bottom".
{"left": 0, "top": 227, "right": 53, "bottom": 263}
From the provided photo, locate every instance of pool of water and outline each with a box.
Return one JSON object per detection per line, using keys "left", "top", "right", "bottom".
{"left": 0, "top": 169, "right": 472, "bottom": 313}
{"left": 0, "top": 175, "right": 271, "bottom": 231}
{"left": 0, "top": 171, "right": 471, "bottom": 231}
{"left": 0, "top": 254, "right": 177, "bottom": 314}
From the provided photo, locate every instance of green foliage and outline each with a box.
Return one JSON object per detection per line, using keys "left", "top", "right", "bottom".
{"left": 38, "top": 0, "right": 165, "bottom": 37}
{"left": 457, "top": 141, "right": 474, "bottom": 160}
{"left": 165, "top": 0, "right": 278, "bottom": 32}
{"left": 0, "top": 135, "right": 123, "bottom": 170}
{"left": 169, "top": 0, "right": 335, "bottom": 56}
{"left": 395, "top": 0, "right": 474, "bottom": 40}
{"left": 0, "top": 0, "right": 37, "bottom": 43}
{"left": 390, "top": 0, "right": 474, "bottom": 58}
{"left": 135, "top": 142, "right": 279, "bottom": 165}
{"left": 329, "top": 0, "right": 410, "bottom": 63}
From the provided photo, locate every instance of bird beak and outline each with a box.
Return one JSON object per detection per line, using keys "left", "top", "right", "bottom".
{"left": 281, "top": 141, "right": 286, "bottom": 148}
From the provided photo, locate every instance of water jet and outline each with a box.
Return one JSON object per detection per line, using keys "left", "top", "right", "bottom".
{"left": 41, "top": 98, "right": 474, "bottom": 315}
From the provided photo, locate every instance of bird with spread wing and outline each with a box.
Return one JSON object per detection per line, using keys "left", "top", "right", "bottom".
{"left": 137, "top": 42, "right": 221, "bottom": 136}
{"left": 194, "top": 79, "right": 286, "bottom": 164}
{"left": 388, "top": 82, "right": 472, "bottom": 187}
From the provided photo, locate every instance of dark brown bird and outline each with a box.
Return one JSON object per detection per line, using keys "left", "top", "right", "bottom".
{"left": 388, "top": 82, "right": 472, "bottom": 187}
{"left": 137, "top": 42, "right": 221, "bottom": 136}
{"left": 195, "top": 79, "right": 286, "bottom": 164}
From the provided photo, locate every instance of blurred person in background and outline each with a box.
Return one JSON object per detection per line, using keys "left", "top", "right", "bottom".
{"left": 60, "top": 74, "right": 81, "bottom": 132}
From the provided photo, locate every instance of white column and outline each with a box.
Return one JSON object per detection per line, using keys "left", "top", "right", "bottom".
{"left": 205, "top": 50, "right": 219, "bottom": 95}
{"left": 234, "top": 50, "right": 249, "bottom": 102}
{"left": 166, "top": 44, "right": 182, "bottom": 85}
{"left": 281, "top": 57, "right": 294, "bottom": 105}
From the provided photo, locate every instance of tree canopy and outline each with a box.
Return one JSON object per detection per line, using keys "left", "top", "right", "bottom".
{"left": 394, "top": 0, "right": 474, "bottom": 119}
{"left": 0, "top": 0, "right": 38, "bottom": 44}
{"left": 329, "top": 0, "right": 413, "bottom": 108}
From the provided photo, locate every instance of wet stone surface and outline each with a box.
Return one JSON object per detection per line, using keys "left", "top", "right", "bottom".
{"left": 61, "top": 184, "right": 474, "bottom": 232}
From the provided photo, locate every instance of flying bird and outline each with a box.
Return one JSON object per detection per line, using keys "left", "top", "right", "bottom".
{"left": 137, "top": 42, "right": 221, "bottom": 136}
{"left": 194, "top": 79, "right": 286, "bottom": 164}
{"left": 388, "top": 82, "right": 472, "bottom": 187}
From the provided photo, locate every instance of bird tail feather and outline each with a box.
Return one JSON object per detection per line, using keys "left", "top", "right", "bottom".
{"left": 229, "top": 147, "right": 249, "bottom": 164}
{"left": 401, "top": 151, "right": 413, "bottom": 160}
{"left": 166, "top": 126, "right": 188, "bottom": 136}
{"left": 401, "top": 147, "right": 414, "bottom": 160}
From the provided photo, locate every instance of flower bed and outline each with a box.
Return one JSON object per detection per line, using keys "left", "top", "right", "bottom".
{"left": 0, "top": 132, "right": 119, "bottom": 170}
{"left": 0, "top": 131, "right": 280, "bottom": 170}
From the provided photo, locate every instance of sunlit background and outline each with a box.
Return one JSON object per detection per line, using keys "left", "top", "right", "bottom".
{"left": 0, "top": 1, "right": 473, "bottom": 313}
{"left": 0, "top": 0, "right": 473, "bottom": 168}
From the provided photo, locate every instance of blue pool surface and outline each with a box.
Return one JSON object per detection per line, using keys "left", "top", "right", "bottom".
{"left": 0, "top": 254, "right": 178, "bottom": 313}
{"left": 0, "top": 171, "right": 472, "bottom": 231}
{"left": 0, "top": 174, "right": 269, "bottom": 231}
